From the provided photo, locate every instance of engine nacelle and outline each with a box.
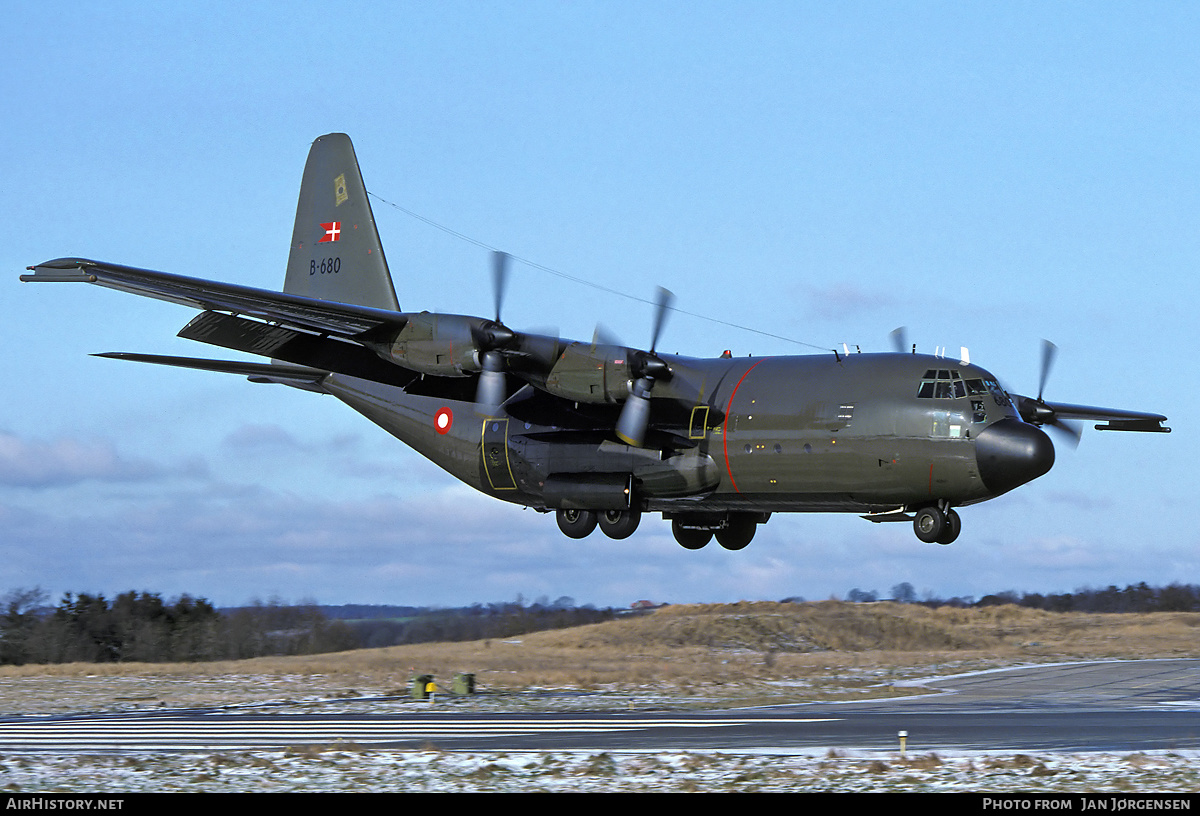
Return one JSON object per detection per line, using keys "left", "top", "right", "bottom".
{"left": 543, "top": 342, "right": 632, "bottom": 404}
{"left": 386, "top": 312, "right": 492, "bottom": 377}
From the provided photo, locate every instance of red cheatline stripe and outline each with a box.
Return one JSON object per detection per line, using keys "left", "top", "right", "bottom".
{"left": 722, "top": 359, "right": 768, "bottom": 494}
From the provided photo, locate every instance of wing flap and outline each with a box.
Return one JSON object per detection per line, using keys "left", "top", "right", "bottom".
{"left": 177, "top": 311, "right": 418, "bottom": 387}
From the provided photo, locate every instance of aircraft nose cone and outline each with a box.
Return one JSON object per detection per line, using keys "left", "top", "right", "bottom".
{"left": 975, "top": 418, "right": 1055, "bottom": 495}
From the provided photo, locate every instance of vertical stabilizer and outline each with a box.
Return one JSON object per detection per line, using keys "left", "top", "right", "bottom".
{"left": 284, "top": 133, "right": 400, "bottom": 310}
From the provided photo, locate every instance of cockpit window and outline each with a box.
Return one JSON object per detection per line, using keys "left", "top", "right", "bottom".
{"left": 917, "top": 369, "right": 967, "bottom": 399}
{"left": 918, "top": 370, "right": 1015, "bottom": 418}
{"left": 917, "top": 370, "right": 1008, "bottom": 405}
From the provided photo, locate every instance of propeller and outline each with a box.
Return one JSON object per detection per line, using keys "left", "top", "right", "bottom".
{"left": 591, "top": 323, "right": 623, "bottom": 349}
{"left": 474, "top": 251, "right": 515, "bottom": 409}
{"left": 1038, "top": 338, "right": 1056, "bottom": 402}
{"left": 889, "top": 326, "right": 909, "bottom": 354}
{"left": 491, "top": 249, "right": 508, "bottom": 323}
{"left": 1016, "top": 339, "right": 1082, "bottom": 448}
{"left": 615, "top": 287, "right": 675, "bottom": 447}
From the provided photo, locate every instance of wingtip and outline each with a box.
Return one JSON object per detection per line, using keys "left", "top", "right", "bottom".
{"left": 21, "top": 259, "right": 98, "bottom": 282}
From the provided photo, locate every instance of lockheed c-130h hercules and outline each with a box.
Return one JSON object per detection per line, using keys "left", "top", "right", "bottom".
{"left": 23, "top": 133, "right": 1170, "bottom": 550}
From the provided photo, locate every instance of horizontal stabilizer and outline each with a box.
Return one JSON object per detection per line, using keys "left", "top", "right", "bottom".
{"left": 93, "top": 352, "right": 326, "bottom": 384}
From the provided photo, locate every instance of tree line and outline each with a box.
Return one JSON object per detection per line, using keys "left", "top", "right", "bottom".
{"left": 841, "top": 581, "right": 1200, "bottom": 613}
{"left": 0, "top": 589, "right": 358, "bottom": 665}
{"left": 7, "top": 581, "right": 1194, "bottom": 666}
{"left": 0, "top": 588, "right": 617, "bottom": 665}
{"left": 349, "top": 599, "right": 615, "bottom": 649}
{"left": 974, "top": 582, "right": 1200, "bottom": 613}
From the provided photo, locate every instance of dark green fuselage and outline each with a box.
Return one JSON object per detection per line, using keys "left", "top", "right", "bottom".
{"left": 323, "top": 350, "right": 1033, "bottom": 517}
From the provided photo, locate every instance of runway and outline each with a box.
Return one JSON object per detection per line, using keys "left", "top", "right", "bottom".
{"left": 1, "top": 659, "right": 1197, "bottom": 753}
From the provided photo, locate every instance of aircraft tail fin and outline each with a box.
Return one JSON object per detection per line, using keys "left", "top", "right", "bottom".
{"left": 283, "top": 133, "right": 400, "bottom": 310}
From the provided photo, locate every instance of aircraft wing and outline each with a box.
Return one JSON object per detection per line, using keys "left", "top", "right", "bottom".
{"left": 1013, "top": 394, "right": 1170, "bottom": 433}
{"left": 1039, "top": 401, "right": 1170, "bottom": 432}
{"left": 21, "top": 257, "right": 407, "bottom": 338}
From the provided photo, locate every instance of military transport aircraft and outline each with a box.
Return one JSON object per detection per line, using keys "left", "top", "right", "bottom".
{"left": 22, "top": 133, "right": 1170, "bottom": 550}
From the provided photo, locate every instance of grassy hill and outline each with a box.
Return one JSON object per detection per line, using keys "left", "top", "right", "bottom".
{"left": 1, "top": 601, "right": 1197, "bottom": 714}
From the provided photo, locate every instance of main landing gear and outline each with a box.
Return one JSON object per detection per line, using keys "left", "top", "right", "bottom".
{"left": 556, "top": 508, "right": 761, "bottom": 548}
{"left": 556, "top": 508, "right": 642, "bottom": 540}
{"left": 669, "top": 512, "right": 763, "bottom": 551}
{"left": 913, "top": 504, "right": 961, "bottom": 545}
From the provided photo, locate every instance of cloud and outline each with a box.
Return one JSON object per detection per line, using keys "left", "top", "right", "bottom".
{"left": 0, "top": 431, "right": 204, "bottom": 488}
{"left": 1045, "top": 490, "right": 1113, "bottom": 512}
{"left": 802, "top": 283, "right": 898, "bottom": 320}
{"left": 222, "top": 424, "right": 307, "bottom": 452}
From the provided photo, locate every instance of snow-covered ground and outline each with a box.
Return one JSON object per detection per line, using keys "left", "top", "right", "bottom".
{"left": 3, "top": 667, "right": 1197, "bottom": 793}
{"left": 3, "top": 747, "right": 1198, "bottom": 792}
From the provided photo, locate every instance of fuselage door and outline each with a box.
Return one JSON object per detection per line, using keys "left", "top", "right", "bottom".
{"left": 481, "top": 418, "right": 517, "bottom": 490}
{"left": 689, "top": 405, "right": 710, "bottom": 440}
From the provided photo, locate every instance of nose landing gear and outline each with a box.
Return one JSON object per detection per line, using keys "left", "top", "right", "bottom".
{"left": 913, "top": 504, "right": 961, "bottom": 545}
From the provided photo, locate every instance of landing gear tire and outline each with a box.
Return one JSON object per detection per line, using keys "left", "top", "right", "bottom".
{"left": 598, "top": 507, "right": 641, "bottom": 540}
{"left": 935, "top": 509, "right": 961, "bottom": 545}
{"left": 913, "top": 506, "right": 946, "bottom": 543}
{"left": 556, "top": 509, "right": 597, "bottom": 539}
{"left": 672, "top": 520, "right": 712, "bottom": 550}
{"left": 716, "top": 515, "right": 757, "bottom": 550}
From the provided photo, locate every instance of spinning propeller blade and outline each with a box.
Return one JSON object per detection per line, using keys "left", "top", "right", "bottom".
{"left": 1014, "top": 339, "right": 1081, "bottom": 448}
{"left": 649, "top": 286, "right": 673, "bottom": 354}
{"left": 615, "top": 287, "right": 675, "bottom": 447}
{"left": 1038, "top": 339, "right": 1057, "bottom": 402}
{"left": 492, "top": 250, "right": 509, "bottom": 323}
{"left": 475, "top": 251, "right": 515, "bottom": 409}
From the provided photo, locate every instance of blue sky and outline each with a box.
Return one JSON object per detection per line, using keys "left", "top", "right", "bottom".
{"left": 3, "top": 2, "right": 1195, "bottom": 609}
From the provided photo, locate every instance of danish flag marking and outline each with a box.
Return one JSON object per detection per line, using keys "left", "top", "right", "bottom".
{"left": 319, "top": 222, "right": 341, "bottom": 243}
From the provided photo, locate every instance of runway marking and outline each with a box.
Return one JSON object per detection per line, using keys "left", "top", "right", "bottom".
{"left": 0, "top": 715, "right": 839, "bottom": 750}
